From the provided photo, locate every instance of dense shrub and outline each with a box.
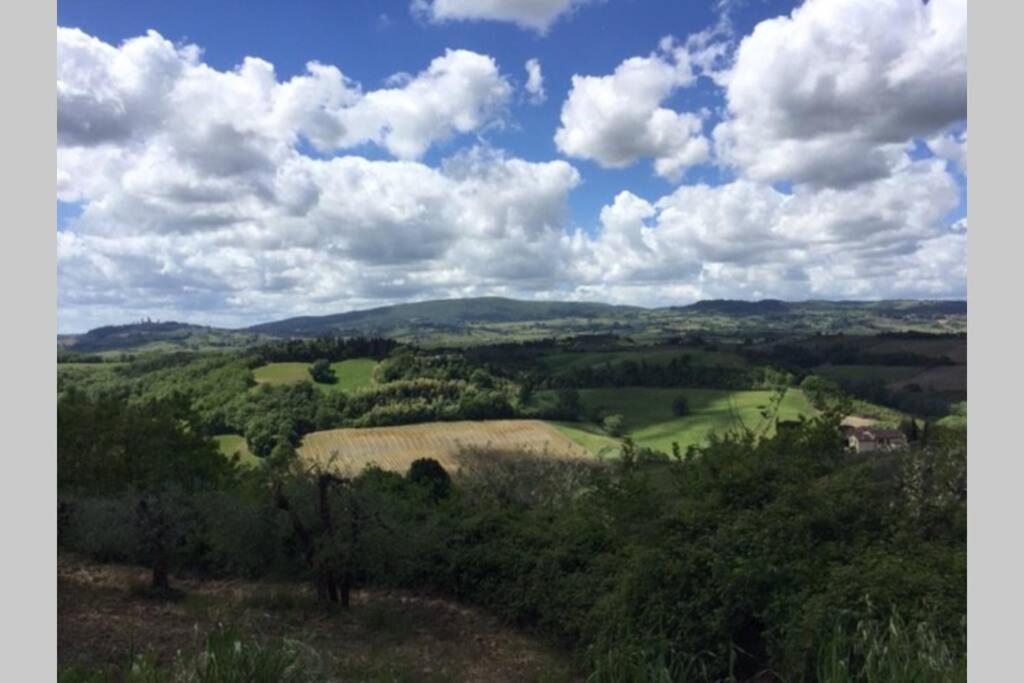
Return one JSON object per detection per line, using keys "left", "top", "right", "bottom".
{"left": 59, "top": 377, "right": 965, "bottom": 681}
{"left": 406, "top": 458, "right": 452, "bottom": 501}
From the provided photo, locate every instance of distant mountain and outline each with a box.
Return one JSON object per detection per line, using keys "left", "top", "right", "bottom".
{"left": 58, "top": 297, "right": 967, "bottom": 353}
{"left": 675, "top": 299, "right": 791, "bottom": 316}
{"left": 58, "top": 321, "right": 268, "bottom": 354}
{"left": 673, "top": 299, "right": 967, "bottom": 317}
{"left": 246, "top": 297, "right": 643, "bottom": 336}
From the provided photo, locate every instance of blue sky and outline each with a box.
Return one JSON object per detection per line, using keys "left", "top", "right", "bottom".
{"left": 56, "top": 0, "right": 967, "bottom": 331}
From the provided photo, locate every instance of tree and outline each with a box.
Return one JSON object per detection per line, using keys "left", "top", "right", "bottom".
{"left": 901, "top": 418, "right": 921, "bottom": 442}
{"left": 517, "top": 377, "right": 535, "bottom": 406}
{"left": 309, "top": 358, "right": 337, "bottom": 384}
{"left": 407, "top": 458, "right": 452, "bottom": 501}
{"left": 672, "top": 395, "right": 690, "bottom": 417}
{"left": 799, "top": 375, "right": 841, "bottom": 409}
{"left": 245, "top": 415, "right": 294, "bottom": 459}
{"left": 273, "top": 469, "right": 392, "bottom": 607}
{"left": 58, "top": 391, "right": 234, "bottom": 592}
{"left": 603, "top": 413, "right": 625, "bottom": 437}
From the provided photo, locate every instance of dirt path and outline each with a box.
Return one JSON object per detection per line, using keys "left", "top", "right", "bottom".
{"left": 58, "top": 554, "right": 577, "bottom": 682}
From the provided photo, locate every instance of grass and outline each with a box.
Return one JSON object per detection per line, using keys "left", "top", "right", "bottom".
{"left": 548, "top": 422, "right": 621, "bottom": 458}
{"left": 213, "top": 434, "right": 261, "bottom": 468}
{"left": 547, "top": 388, "right": 817, "bottom": 455}
{"left": 846, "top": 399, "right": 908, "bottom": 427}
{"left": 252, "top": 359, "right": 378, "bottom": 392}
{"left": 252, "top": 362, "right": 311, "bottom": 385}
{"left": 328, "top": 358, "right": 377, "bottom": 392}
{"left": 816, "top": 611, "right": 965, "bottom": 682}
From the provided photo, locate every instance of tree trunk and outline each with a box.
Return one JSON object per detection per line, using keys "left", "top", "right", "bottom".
{"left": 317, "top": 475, "right": 343, "bottom": 604}
{"left": 340, "top": 572, "right": 351, "bottom": 608}
{"left": 151, "top": 550, "right": 169, "bottom": 590}
{"left": 137, "top": 496, "right": 172, "bottom": 592}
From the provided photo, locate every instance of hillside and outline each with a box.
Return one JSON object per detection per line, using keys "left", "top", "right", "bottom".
{"left": 58, "top": 321, "right": 270, "bottom": 355}
{"left": 247, "top": 296, "right": 643, "bottom": 336}
{"left": 58, "top": 297, "right": 968, "bottom": 353}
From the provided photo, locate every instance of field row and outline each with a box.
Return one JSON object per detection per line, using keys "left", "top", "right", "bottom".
{"left": 298, "top": 419, "right": 591, "bottom": 474}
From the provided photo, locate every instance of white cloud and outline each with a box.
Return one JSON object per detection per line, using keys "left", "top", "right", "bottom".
{"left": 524, "top": 59, "right": 546, "bottom": 104}
{"left": 714, "top": 0, "right": 967, "bottom": 188}
{"left": 58, "top": 149, "right": 582, "bottom": 328}
{"left": 57, "top": 22, "right": 967, "bottom": 332}
{"left": 413, "top": 0, "right": 586, "bottom": 33}
{"left": 927, "top": 129, "right": 967, "bottom": 174}
{"left": 566, "top": 157, "right": 964, "bottom": 302}
{"left": 58, "top": 28, "right": 511, "bottom": 162}
{"left": 554, "top": 46, "right": 711, "bottom": 181}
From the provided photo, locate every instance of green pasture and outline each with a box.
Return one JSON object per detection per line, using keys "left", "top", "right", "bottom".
{"left": 213, "top": 434, "right": 260, "bottom": 467}
{"left": 329, "top": 358, "right": 378, "bottom": 392}
{"left": 252, "top": 359, "right": 378, "bottom": 392}
{"left": 546, "top": 387, "right": 817, "bottom": 456}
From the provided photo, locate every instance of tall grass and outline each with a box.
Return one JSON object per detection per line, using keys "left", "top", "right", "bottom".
{"left": 584, "top": 635, "right": 719, "bottom": 683}
{"left": 583, "top": 610, "right": 966, "bottom": 683}
{"left": 60, "top": 626, "right": 320, "bottom": 683}
{"left": 816, "top": 611, "right": 966, "bottom": 683}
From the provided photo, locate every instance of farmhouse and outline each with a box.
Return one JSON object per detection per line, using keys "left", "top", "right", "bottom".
{"left": 845, "top": 426, "right": 908, "bottom": 453}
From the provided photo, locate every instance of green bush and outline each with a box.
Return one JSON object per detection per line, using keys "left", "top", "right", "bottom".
{"left": 602, "top": 414, "right": 625, "bottom": 437}
{"left": 407, "top": 458, "right": 452, "bottom": 501}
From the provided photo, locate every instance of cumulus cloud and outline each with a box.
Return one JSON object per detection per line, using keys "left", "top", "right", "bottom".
{"left": 58, "top": 19, "right": 967, "bottom": 331}
{"left": 714, "top": 0, "right": 967, "bottom": 188}
{"left": 524, "top": 59, "right": 546, "bottom": 104}
{"left": 58, "top": 143, "right": 581, "bottom": 326}
{"left": 927, "top": 129, "right": 967, "bottom": 174}
{"left": 566, "top": 157, "right": 964, "bottom": 302}
{"left": 413, "top": 0, "right": 586, "bottom": 33}
{"left": 554, "top": 42, "right": 713, "bottom": 181}
{"left": 58, "top": 27, "right": 511, "bottom": 162}
{"left": 57, "top": 28, "right": 572, "bottom": 329}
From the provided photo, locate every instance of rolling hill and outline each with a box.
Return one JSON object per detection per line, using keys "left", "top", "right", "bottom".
{"left": 247, "top": 297, "right": 644, "bottom": 336}
{"left": 57, "top": 297, "right": 967, "bottom": 353}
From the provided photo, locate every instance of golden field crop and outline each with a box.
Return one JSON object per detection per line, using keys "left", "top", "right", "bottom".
{"left": 298, "top": 419, "right": 593, "bottom": 475}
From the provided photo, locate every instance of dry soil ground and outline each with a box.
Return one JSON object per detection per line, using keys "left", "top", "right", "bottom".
{"left": 58, "top": 554, "right": 576, "bottom": 682}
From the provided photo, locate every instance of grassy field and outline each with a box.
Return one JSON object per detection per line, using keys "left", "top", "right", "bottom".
{"left": 329, "top": 358, "right": 378, "bottom": 392}
{"left": 252, "top": 359, "right": 378, "bottom": 392}
{"left": 547, "top": 422, "right": 621, "bottom": 457}
{"left": 213, "top": 434, "right": 260, "bottom": 467}
{"left": 299, "top": 420, "right": 591, "bottom": 475}
{"left": 252, "top": 362, "right": 311, "bottom": 385}
{"left": 547, "top": 388, "right": 817, "bottom": 455}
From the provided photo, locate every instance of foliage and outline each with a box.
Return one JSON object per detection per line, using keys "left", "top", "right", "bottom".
{"left": 58, "top": 390, "right": 237, "bottom": 588}
{"left": 57, "top": 332, "right": 966, "bottom": 680}
{"left": 308, "top": 358, "right": 337, "bottom": 384}
{"left": 407, "top": 458, "right": 452, "bottom": 501}
{"left": 816, "top": 608, "right": 966, "bottom": 682}
{"left": 602, "top": 414, "right": 625, "bottom": 437}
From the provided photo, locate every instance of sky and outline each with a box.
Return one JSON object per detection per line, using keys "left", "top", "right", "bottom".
{"left": 56, "top": 0, "right": 968, "bottom": 332}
